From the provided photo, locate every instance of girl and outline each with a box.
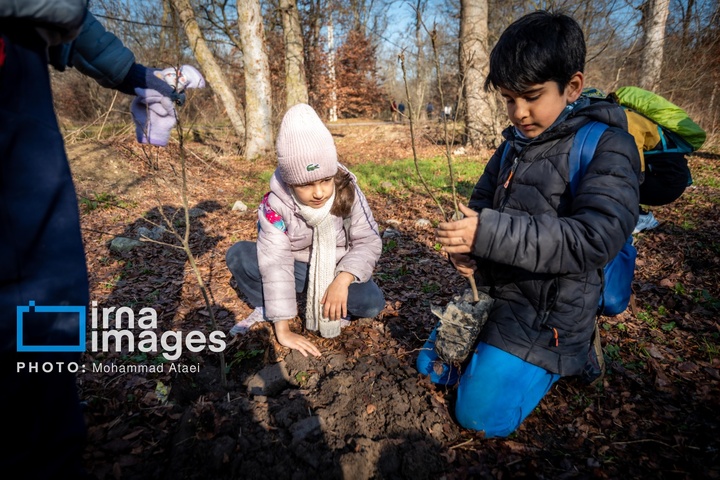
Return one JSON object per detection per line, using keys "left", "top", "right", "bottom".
{"left": 226, "top": 104, "right": 385, "bottom": 357}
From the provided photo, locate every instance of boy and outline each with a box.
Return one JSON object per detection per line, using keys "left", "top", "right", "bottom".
{"left": 416, "top": 11, "right": 640, "bottom": 437}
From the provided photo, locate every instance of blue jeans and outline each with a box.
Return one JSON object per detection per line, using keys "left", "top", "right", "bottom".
{"left": 226, "top": 241, "right": 385, "bottom": 318}
{"left": 416, "top": 326, "right": 560, "bottom": 438}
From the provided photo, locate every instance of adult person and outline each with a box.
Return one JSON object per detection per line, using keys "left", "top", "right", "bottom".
{"left": 1, "top": 2, "right": 183, "bottom": 477}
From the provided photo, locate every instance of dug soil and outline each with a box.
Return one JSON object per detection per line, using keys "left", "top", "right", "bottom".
{"left": 67, "top": 122, "right": 720, "bottom": 479}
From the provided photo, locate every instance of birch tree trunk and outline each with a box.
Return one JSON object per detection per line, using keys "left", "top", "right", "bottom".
{"left": 280, "top": 0, "right": 309, "bottom": 108}
{"left": 237, "top": 0, "right": 274, "bottom": 159}
{"left": 169, "top": 0, "right": 245, "bottom": 141}
{"left": 459, "top": 0, "right": 495, "bottom": 148}
{"left": 640, "top": 0, "right": 670, "bottom": 91}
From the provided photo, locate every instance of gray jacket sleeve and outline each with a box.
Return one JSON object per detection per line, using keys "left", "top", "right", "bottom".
{"left": 66, "top": 10, "right": 135, "bottom": 88}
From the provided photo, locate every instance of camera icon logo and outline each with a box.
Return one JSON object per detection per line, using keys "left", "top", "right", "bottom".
{"left": 16, "top": 301, "right": 86, "bottom": 352}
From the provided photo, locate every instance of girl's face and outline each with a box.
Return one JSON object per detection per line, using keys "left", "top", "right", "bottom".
{"left": 499, "top": 72, "right": 584, "bottom": 139}
{"left": 291, "top": 176, "right": 335, "bottom": 208}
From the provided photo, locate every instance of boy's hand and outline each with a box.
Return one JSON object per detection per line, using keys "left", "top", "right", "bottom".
{"left": 321, "top": 272, "right": 353, "bottom": 320}
{"left": 437, "top": 203, "right": 479, "bottom": 254}
{"left": 274, "top": 320, "right": 321, "bottom": 357}
{"left": 449, "top": 252, "right": 476, "bottom": 278}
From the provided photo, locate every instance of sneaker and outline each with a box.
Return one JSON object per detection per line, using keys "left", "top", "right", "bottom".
{"left": 229, "top": 307, "right": 265, "bottom": 336}
{"left": 633, "top": 211, "right": 659, "bottom": 234}
{"left": 340, "top": 316, "right": 351, "bottom": 328}
{"left": 581, "top": 322, "right": 606, "bottom": 386}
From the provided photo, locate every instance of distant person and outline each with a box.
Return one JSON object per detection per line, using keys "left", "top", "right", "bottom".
{"left": 426, "top": 102, "right": 434, "bottom": 120}
{"left": 391, "top": 100, "right": 399, "bottom": 122}
{"left": 417, "top": 11, "right": 640, "bottom": 438}
{"left": 443, "top": 105, "right": 452, "bottom": 121}
{"left": 0, "top": 2, "right": 185, "bottom": 478}
{"left": 226, "top": 104, "right": 385, "bottom": 357}
{"left": 397, "top": 102, "right": 406, "bottom": 122}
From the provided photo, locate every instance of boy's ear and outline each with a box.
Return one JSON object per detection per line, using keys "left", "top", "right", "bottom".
{"left": 566, "top": 72, "right": 584, "bottom": 102}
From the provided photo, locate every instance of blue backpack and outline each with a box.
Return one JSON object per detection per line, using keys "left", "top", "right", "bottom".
{"left": 502, "top": 121, "right": 637, "bottom": 316}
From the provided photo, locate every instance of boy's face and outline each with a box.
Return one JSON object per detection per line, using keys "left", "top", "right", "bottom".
{"left": 500, "top": 73, "right": 584, "bottom": 139}
{"left": 290, "top": 176, "right": 335, "bottom": 209}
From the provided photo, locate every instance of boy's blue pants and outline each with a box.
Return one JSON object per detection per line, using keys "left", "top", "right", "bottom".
{"left": 416, "top": 326, "right": 560, "bottom": 438}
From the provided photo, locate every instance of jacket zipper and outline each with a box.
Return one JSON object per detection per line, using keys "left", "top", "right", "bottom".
{"left": 503, "top": 156, "right": 519, "bottom": 189}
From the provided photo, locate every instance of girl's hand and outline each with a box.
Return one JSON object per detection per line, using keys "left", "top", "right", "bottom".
{"left": 274, "top": 320, "right": 321, "bottom": 357}
{"left": 321, "top": 272, "right": 354, "bottom": 320}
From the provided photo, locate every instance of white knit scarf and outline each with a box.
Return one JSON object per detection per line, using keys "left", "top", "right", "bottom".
{"left": 292, "top": 190, "right": 341, "bottom": 338}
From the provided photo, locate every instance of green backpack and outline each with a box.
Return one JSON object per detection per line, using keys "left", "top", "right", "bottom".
{"left": 614, "top": 86, "right": 706, "bottom": 153}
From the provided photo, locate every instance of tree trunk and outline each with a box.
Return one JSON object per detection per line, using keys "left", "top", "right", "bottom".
{"left": 237, "top": 0, "right": 274, "bottom": 159}
{"left": 413, "top": 0, "right": 427, "bottom": 124}
{"left": 459, "top": 0, "right": 495, "bottom": 148}
{"left": 640, "top": 0, "right": 670, "bottom": 92}
{"left": 328, "top": 19, "right": 337, "bottom": 121}
{"left": 280, "top": 0, "right": 309, "bottom": 108}
{"left": 169, "top": 0, "right": 245, "bottom": 142}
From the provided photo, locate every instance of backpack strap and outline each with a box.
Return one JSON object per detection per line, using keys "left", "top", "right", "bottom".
{"left": 568, "top": 121, "right": 609, "bottom": 196}
{"left": 501, "top": 141, "right": 511, "bottom": 162}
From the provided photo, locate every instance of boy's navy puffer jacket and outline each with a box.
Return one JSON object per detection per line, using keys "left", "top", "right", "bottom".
{"left": 468, "top": 100, "right": 641, "bottom": 376}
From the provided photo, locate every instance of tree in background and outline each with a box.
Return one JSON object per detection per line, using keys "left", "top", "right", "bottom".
{"left": 51, "top": 0, "right": 719, "bottom": 149}
{"left": 297, "top": 0, "right": 331, "bottom": 116}
{"left": 411, "top": 0, "right": 431, "bottom": 123}
{"left": 335, "top": 28, "right": 386, "bottom": 118}
{"left": 640, "top": 0, "right": 670, "bottom": 91}
{"left": 238, "top": 0, "right": 274, "bottom": 159}
{"left": 169, "top": 0, "right": 246, "bottom": 142}
{"left": 280, "top": 0, "right": 309, "bottom": 108}
{"left": 459, "top": 0, "right": 498, "bottom": 148}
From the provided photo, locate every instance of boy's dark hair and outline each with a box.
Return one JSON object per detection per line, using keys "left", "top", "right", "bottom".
{"left": 331, "top": 169, "right": 355, "bottom": 218}
{"left": 484, "top": 11, "right": 586, "bottom": 93}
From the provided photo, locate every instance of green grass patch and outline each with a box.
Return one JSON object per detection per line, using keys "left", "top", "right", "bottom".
{"left": 233, "top": 155, "right": 489, "bottom": 204}
{"left": 79, "top": 192, "right": 134, "bottom": 212}
{"left": 228, "top": 348, "right": 264, "bottom": 371}
{"left": 236, "top": 170, "right": 274, "bottom": 209}
{"left": 351, "top": 156, "right": 488, "bottom": 198}
{"left": 636, "top": 310, "right": 657, "bottom": 328}
{"left": 689, "top": 159, "right": 720, "bottom": 189}
{"left": 382, "top": 238, "right": 398, "bottom": 253}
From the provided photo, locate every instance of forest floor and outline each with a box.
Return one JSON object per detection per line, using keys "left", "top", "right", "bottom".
{"left": 66, "top": 121, "right": 720, "bottom": 480}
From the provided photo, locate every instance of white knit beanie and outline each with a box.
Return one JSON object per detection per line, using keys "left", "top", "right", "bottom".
{"left": 276, "top": 104, "right": 338, "bottom": 185}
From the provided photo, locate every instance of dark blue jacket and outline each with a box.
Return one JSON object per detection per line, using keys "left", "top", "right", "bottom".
{"left": 0, "top": 1, "right": 132, "bottom": 352}
{"left": 469, "top": 100, "right": 641, "bottom": 376}
{"left": 50, "top": 10, "right": 136, "bottom": 88}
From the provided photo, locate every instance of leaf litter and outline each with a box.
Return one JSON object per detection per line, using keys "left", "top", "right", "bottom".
{"left": 69, "top": 126, "right": 720, "bottom": 479}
